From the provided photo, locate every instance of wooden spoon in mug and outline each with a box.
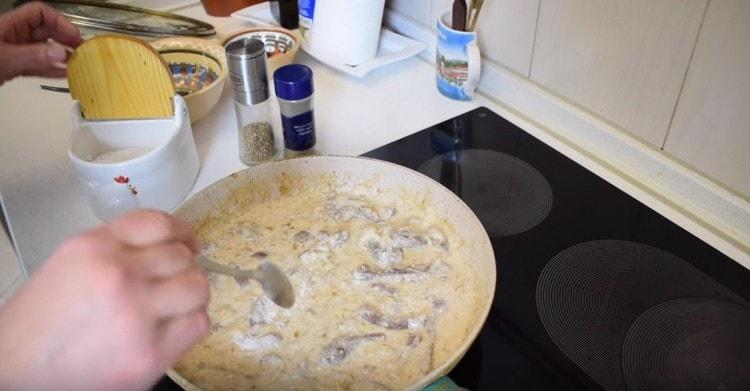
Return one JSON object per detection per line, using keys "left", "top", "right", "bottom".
{"left": 468, "top": 0, "right": 485, "bottom": 31}
{"left": 452, "top": 0, "right": 467, "bottom": 31}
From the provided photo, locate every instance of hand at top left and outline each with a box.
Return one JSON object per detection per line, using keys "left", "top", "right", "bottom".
{"left": 0, "top": 2, "right": 83, "bottom": 85}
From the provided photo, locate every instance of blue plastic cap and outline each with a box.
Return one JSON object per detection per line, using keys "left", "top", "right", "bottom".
{"left": 273, "top": 64, "right": 314, "bottom": 100}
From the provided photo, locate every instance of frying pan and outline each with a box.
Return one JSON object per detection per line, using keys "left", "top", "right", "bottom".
{"left": 168, "top": 156, "right": 496, "bottom": 390}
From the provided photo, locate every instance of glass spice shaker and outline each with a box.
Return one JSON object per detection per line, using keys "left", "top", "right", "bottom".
{"left": 225, "top": 38, "right": 283, "bottom": 165}
{"left": 273, "top": 64, "right": 316, "bottom": 157}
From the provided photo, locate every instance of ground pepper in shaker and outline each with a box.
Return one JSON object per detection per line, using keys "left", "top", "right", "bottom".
{"left": 273, "top": 64, "right": 316, "bottom": 157}
{"left": 225, "top": 38, "right": 283, "bottom": 165}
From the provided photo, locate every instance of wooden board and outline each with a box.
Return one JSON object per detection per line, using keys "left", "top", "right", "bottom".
{"left": 67, "top": 35, "right": 175, "bottom": 120}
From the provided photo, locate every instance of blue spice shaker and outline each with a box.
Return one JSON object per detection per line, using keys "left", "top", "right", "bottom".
{"left": 273, "top": 64, "right": 316, "bottom": 157}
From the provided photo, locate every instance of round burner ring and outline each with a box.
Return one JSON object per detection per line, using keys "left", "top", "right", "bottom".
{"left": 418, "top": 149, "right": 553, "bottom": 237}
{"left": 622, "top": 298, "right": 750, "bottom": 391}
{"left": 536, "top": 240, "right": 745, "bottom": 390}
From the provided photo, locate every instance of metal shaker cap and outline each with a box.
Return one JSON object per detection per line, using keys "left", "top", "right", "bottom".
{"left": 225, "top": 38, "right": 268, "bottom": 105}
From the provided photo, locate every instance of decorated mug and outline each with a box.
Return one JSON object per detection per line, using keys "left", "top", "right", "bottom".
{"left": 436, "top": 12, "right": 481, "bottom": 101}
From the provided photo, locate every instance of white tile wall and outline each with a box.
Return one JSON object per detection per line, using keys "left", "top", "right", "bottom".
{"left": 664, "top": 0, "right": 750, "bottom": 199}
{"left": 429, "top": 0, "right": 453, "bottom": 29}
{"left": 387, "top": 0, "right": 540, "bottom": 75}
{"left": 387, "top": 0, "right": 452, "bottom": 28}
{"left": 388, "top": 0, "right": 750, "bottom": 205}
{"left": 385, "top": 0, "right": 749, "bottom": 208}
{"left": 386, "top": 0, "right": 432, "bottom": 25}
{"left": 530, "top": 0, "right": 707, "bottom": 147}
{"left": 430, "top": 0, "right": 541, "bottom": 75}
{"left": 475, "top": 0, "right": 539, "bottom": 76}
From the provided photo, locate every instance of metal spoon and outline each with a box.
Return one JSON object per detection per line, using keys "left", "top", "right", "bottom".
{"left": 197, "top": 254, "right": 295, "bottom": 308}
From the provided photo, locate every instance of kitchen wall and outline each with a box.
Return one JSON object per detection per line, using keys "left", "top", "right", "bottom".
{"left": 387, "top": 0, "right": 750, "bottom": 200}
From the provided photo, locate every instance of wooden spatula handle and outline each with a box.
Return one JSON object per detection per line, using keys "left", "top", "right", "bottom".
{"left": 452, "top": 0, "right": 467, "bottom": 31}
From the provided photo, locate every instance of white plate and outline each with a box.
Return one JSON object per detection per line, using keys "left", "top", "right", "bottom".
{"left": 231, "top": 3, "right": 426, "bottom": 78}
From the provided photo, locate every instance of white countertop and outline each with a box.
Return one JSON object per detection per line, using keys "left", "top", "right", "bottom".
{"left": 0, "top": 3, "right": 478, "bottom": 279}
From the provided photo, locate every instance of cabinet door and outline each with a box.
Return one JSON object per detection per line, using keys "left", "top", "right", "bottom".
{"left": 664, "top": 0, "right": 750, "bottom": 198}
{"left": 530, "top": 0, "right": 706, "bottom": 147}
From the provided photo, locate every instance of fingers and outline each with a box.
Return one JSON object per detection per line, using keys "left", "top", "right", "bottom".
{"left": 148, "top": 267, "right": 210, "bottom": 318}
{"left": 156, "top": 309, "right": 210, "bottom": 367}
{"left": 0, "top": 42, "right": 68, "bottom": 82}
{"left": 0, "top": 2, "right": 82, "bottom": 83}
{"left": 134, "top": 242, "right": 196, "bottom": 279}
{"left": 105, "top": 210, "right": 207, "bottom": 317}
{"left": 107, "top": 210, "right": 200, "bottom": 254}
{"left": 10, "top": 2, "right": 83, "bottom": 48}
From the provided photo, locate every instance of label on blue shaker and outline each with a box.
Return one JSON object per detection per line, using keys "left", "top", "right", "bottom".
{"left": 298, "top": 0, "right": 315, "bottom": 20}
{"left": 282, "top": 111, "right": 316, "bottom": 151}
{"left": 298, "top": 0, "right": 315, "bottom": 31}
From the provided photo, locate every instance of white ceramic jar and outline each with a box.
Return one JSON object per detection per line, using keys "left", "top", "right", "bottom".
{"left": 68, "top": 95, "right": 200, "bottom": 221}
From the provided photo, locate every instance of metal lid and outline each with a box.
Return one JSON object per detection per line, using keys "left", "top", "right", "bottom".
{"left": 225, "top": 38, "right": 269, "bottom": 105}
{"left": 226, "top": 38, "right": 266, "bottom": 60}
{"left": 13, "top": 0, "right": 215, "bottom": 37}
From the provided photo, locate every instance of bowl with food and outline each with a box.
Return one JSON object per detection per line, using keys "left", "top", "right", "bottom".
{"left": 169, "top": 155, "right": 496, "bottom": 390}
{"left": 150, "top": 37, "right": 228, "bottom": 124}
{"left": 222, "top": 27, "right": 300, "bottom": 75}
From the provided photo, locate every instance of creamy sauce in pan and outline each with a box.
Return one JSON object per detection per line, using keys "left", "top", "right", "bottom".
{"left": 175, "top": 174, "right": 483, "bottom": 390}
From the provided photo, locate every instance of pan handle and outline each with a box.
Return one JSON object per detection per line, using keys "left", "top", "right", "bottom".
{"left": 423, "top": 376, "right": 462, "bottom": 391}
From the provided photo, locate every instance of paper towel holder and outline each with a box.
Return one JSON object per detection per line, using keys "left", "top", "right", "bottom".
{"left": 307, "top": 0, "right": 386, "bottom": 66}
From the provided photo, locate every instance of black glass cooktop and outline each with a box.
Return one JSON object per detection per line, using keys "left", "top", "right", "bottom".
{"left": 155, "top": 107, "right": 750, "bottom": 390}
{"left": 364, "top": 107, "right": 750, "bottom": 390}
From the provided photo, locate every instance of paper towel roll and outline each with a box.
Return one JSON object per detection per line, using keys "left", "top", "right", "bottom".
{"left": 309, "top": 0, "right": 386, "bottom": 66}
